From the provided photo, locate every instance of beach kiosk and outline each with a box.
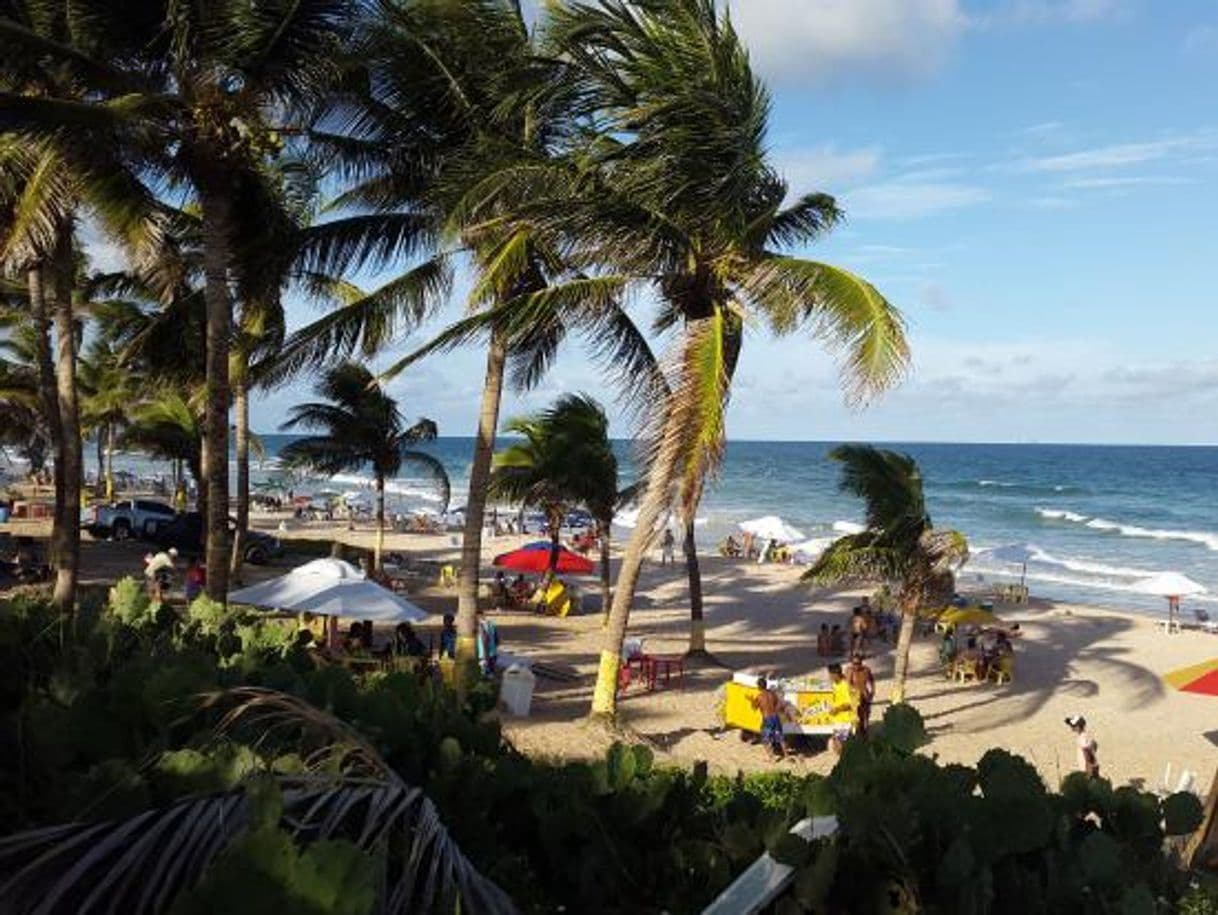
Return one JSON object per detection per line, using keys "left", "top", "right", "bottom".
{"left": 724, "top": 672, "right": 854, "bottom": 737}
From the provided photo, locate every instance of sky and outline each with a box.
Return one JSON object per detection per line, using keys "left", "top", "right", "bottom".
{"left": 247, "top": 0, "right": 1218, "bottom": 445}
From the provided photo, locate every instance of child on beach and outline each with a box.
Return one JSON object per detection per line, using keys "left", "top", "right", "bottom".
{"left": 750, "top": 677, "right": 786, "bottom": 758}
{"left": 1066, "top": 715, "right": 1100, "bottom": 777}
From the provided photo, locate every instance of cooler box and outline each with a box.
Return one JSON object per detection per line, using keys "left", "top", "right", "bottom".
{"left": 499, "top": 664, "right": 536, "bottom": 717}
{"left": 723, "top": 672, "right": 853, "bottom": 736}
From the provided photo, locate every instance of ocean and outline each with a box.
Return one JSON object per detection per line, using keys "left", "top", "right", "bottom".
{"left": 43, "top": 437, "right": 1218, "bottom": 616}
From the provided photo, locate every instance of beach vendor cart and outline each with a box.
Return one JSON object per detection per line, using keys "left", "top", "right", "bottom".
{"left": 723, "top": 671, "right": 854, "bottom": 738}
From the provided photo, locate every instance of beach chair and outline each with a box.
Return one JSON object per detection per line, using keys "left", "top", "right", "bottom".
{"left": 987, "top": 655, "right": 1014, "bottom": 685}
{"left": 953, "top": 658, "right": 981, "bottom": 684}
{"left": 438, "top": 564, "right": 457, "bottom": 587}
{"left": 1193, "top": 609, "right": 1218, "bottom": 635}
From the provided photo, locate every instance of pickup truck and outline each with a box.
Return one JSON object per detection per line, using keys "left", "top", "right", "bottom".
{"left": 84, "top": 500, "right": 177, "bottom": 541}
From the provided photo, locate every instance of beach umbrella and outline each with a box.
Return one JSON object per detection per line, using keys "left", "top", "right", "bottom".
{"left": 1163, "top": 658, "right": 1218, "bottom": 697}
{"left": 228, "top": 557, "right": 428, "bottom": 622}
{"left": 493, "top": 541, "right": 595, "bottom": 574}
{"left": 739, "top": 515, "right": 805, "bottom": 543}
{"left": 977, "top": 542, "right": 1038, "bottom": 587}
{"left": 1133, "top": 571, "right": 1206, "bottom": 631}
{"left": 939, "top": 607, "right": 1000, "bottom": 628}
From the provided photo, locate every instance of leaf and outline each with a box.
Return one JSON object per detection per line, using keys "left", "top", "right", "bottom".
{"left": 802, "top": 778, "right": 837, "bottom": 818}
{"left": 1079, "top": 831, "right": 1122, "bottom": 887}
{"left": 768, "top": 833, "right": 813, "bottom": 869}
{"left": 631, "top": 744, "right": 654, "bottom": 778}
{"left": 1162, "top": 791, "right": 1204, "bottom": 836}
{"left": 881, "top": 704, "right": 927, "bottom": 754}
{"left": 792, "top": 840, "right": 838, "bottom": 910}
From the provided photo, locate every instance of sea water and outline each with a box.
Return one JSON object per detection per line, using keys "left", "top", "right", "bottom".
{"left": 50, "top": 437, "right": 1218, "bottom": 616}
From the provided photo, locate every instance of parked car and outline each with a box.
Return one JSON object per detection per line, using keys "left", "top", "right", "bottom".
{"left": 84, "top": 499, "right": 176, "bottom": 541}
{"left": 145, "top": 513, "right": 283, "bottom": 565}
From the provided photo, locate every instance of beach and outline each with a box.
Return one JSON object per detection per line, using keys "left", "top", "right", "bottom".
{"left": 35, "top": 507, "right": 1203, "bottom": 794}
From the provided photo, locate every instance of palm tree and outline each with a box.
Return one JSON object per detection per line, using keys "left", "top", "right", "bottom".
{"left": 1, "top": 0, "right": 360, "bottom": 600}
{"left": 540, "top": 0, "right": 910, "bottom": 720}
{"left": 490, "top": 394, "right": 619, "bottom": 584}
{"left": 121, "top": 390, "right": 205, "bottom": 496}
{"left": 278, "top": 363, "right": 449, "bottom": 571}
{"left": 804, "top": 446, "right": 969, "bottom": 703}
{"left": 271, "top": 0, "right": 659, "bottom": 685}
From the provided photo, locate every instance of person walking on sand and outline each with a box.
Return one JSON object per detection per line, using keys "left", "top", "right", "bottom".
{"left": 659, "top": 528, "right": 676, "bottom": 566}
{"left": 1066, "top": 715, "right": 1099, "bottom": 778}
{"left": 848, "top": 653, "right": 876, "bottom": 735}
{"left": 827, "top": 663, "right": 857, "bottom": 757}
{"left": 750, "top": 676, "right": 786, "bottom": 759}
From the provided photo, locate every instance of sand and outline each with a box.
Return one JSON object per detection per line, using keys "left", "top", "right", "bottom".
{"left": 7, "top": 507, "right": 1217, "bottom": 794}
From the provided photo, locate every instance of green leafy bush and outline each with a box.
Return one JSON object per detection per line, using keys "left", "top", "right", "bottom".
{"left": 107, "top": 576, "right": 153, "bottom": 626}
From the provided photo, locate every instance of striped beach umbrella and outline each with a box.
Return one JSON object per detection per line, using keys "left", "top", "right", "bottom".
{"left": 1163, "top": 658, "right": 1218, "bottom": 697}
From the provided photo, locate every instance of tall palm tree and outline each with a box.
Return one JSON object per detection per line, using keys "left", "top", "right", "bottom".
{"left": 490, "top": 394, "right": 618, "bottom": 582}
{"left": 804, "top": 445, "right": 969, "bottom": 703}
{"left": 0, "top": 0, "right": 360, "bottom": 600}
{"left": 272, "top": 0, "right": 659, "bottom": 684}
{"left": 537, "top": 0, "right": 910, "bottom": 720}
{"left": 121, "top": 390, "right": 205, "bottom": 495}
{"left": 278, "top": 362, "right": 449, "bottom": 571}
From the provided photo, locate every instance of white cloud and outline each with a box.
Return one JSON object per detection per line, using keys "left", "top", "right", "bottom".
{"left": 1062, "top": 175, "right": 1193, "bottom": 189}
{"left": 727, "top": 0, "right": 968, "bottom": 85}
{"left": 1025, "top": 195, "right": 1079, "bottom": 209}
{"left": 773, "top": 144, "right": 881, "bottom": 193}
{"left": 1184, "top": 24, "right": 1218, "bottom": 56}
{"left": 1021, "top": 139, "right": 1187, "bottom": 172}
{"left": 844, "top": 179, "right": 991, "bottom": 220}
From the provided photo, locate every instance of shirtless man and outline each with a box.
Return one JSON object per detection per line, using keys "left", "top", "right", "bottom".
{"left": 848, "top": 654, "right": 876, "bottom": 735}
{"left": 749, "top": 677, "right": 786, "bottom": 758}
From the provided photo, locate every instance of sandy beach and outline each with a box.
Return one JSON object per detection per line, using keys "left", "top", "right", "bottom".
{"left": 234, "top": 515, "right": 1218, "bottom": 792}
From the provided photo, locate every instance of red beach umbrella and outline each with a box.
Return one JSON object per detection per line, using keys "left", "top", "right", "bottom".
{"left": 493, "top": 540, "right": 595, "bottom": 575}
{"left": 1163, "top": 658, "right": 1218, "bottom": 697}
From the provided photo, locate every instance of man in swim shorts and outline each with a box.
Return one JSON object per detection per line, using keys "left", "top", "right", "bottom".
{"left": 750, "top": 676, "right": 786, "bottom": 759}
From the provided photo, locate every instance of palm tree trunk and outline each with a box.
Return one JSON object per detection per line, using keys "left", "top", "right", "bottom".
{"left": 374, "top": 472, "right": 386, "bottom": 572}
{"left": 198, "top": 178, "right": 232, "bottom": 602}
{"left": 229, "top": 375, "right": 249, "bottom": 583}
{"left": 51, "top": 236, "right": 81, "bottom": 614}
{"left": 28, "top": 264, "right": 63, "bottom": 556}
{"left": 456, "top": 327, "right": 507, "bottom": 680}
{"left": 598, "top": 520, "right": 612, "bottom": 623}
{"left": 890, "top": 594, "right": 917, "bottom": 704}
{"left": 94, "top": 428, "right": 104, "bottom": 498}
{"left": 547, "top": 512, "right": 562, "bottom": 577}
{"left": 684, "top": 518, "right": 706, "bottom": 654}
{"left": 105, "top": 423, "right": 115, "bottom": 501}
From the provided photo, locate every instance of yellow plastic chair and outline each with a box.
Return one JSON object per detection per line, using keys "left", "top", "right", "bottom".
{"left": 542, "top": 579, "right": 572, "bottom": 617}
{"left": 438, "top": 565, "right": 457, "bottom": 587}
{"left": 988, "top": 655, "right": 1014, "bottom": 685}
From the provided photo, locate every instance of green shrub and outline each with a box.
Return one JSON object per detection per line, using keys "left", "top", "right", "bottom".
{"left": 107, "top": 576, "right": 152, "bottom": 626}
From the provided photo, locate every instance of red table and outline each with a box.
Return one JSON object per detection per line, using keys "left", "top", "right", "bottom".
{"left": 642, "top": 654, "right": 685, "bottom": 691}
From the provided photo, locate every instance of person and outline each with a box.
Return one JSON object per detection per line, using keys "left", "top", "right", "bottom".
{"left": 827, "top": 664, "right": 857, "bottom": 756}
{"left": 848, "top": 654, "right": 876, "bottom": 735}
{"left": 939, "top": 626, "right": 958, "bottom": 666}
{"left": 829, "top": 624, "right": 846, "bottom": 656}
{"left": 476, "top": 607, "right": 499, "bottom": 675}
{"left": 660, "top": 528, "right": 675, "bottom": 565}
{"left": 749, "top": 676, "right": 786, "bottom": 758}
{"left": 849, "top": 607, "right": 868, "bottom": 654}
{"left": 438, "top": 613, "right": 457, "bottom": 659}
{"left": 510, "top": 574, "right": 530, "bottom": 605}
{"left": 183, "top": 556, "right": 206, "bottom": 602}
{"left": 493, "top": 571, "right": 510, "bottom": 608}
{"left": 144, "top": 547, "right": 178, "bottom": 601}
{"left": 393, "top": 622, "right": 427, "bottom": 657}
{"left": 342, "top": 621, "right": 366, "bottom": 654}
{"left": 719, "top": 534, "right": 741, "bottom": 557}
{"left": 816, "top": 623, "right": 831, "bottom": 657}
{"left": 1066, "top": 715, "right": 1099, "bottom": 777}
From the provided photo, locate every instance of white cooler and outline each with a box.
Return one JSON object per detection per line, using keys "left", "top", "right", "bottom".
{"left": 499, "top": 664, "right": 536, "bottom": 717}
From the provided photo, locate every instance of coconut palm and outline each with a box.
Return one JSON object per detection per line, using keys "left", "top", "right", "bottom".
{"left": 804, "top": 445, "right": 969, "bottom": 703}
{"left": 1, "top": 0, "right": 362, "bottom": 600}
{"left": 278, "top": 363, "right": 449, "bottom": 571}
{"left": 490, "top": 394, "right": 619, "bottom": 585}
{"left": 538, "top": 0, "right": 910, "bottom": 719}
{"left": 121, "top": 390, "right": 205, "bottom": 494}
{"left": 270, "top": 0, "right": 659, "bottom": 684}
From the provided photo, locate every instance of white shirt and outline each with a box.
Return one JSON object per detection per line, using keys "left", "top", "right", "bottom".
{"left": 145, "top": 552, "right": 176, "bottom": 579}
{"left": 1076, "top": 732, "right": 1097, "bottom": 771}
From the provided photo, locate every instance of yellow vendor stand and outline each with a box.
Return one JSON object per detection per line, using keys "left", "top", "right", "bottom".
{"left": 537, "top": 579, "right": 573, "bottom": 617}
{"left": 724, "top": 672, "right": 854, "bottom": 737}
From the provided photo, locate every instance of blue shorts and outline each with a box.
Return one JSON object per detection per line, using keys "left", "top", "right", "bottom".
{"left": 761, "top": 714, "right": 784, "bottom": 747}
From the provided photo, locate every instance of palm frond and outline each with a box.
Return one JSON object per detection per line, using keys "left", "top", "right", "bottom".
{"left": 399, "top": 449, "right": 451, "bottom": 515}
{"left": 801, "top": 533, "right": 903, "bottom": 586}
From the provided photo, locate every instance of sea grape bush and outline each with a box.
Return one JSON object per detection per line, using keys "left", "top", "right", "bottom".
{"left": 0, "top": 593, "right": 1206, "bottom": 914}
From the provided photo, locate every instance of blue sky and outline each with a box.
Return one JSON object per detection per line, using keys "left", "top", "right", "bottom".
{"left": 250, "top": 0, "right": 1218, "bottom": 445}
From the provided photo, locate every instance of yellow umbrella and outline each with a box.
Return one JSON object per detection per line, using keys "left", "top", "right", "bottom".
{"left": 939, "top": 607, "right": 1000, "bottom": 628}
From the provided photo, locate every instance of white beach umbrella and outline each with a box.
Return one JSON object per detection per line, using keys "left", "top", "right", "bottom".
{"left": 739, "top": 515, "right": 805, "bottom": 543}
{"left": 1132, "top": 571, "right": 1206, "bottom": 597}
{"left": 792, "top": 537, "right": 833, "bottom": 564}
{"left": 229, "top": 557, "right": 428, "bottom": 622}
{"left": 1133, "top": 571, "right": 1206, "bottom": 631}
{"left": 976, "top": 542, "right": 1039, "bottom": 586}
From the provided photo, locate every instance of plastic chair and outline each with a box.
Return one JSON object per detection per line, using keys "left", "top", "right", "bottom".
{"left": 438, "top": 565, "right": 457, "bottom": 587}
{"left": 953, "top": 659, "right": 980, "bottom": 684}
{"left": 988, "top": 655, "right": 1014, "bottom": 685}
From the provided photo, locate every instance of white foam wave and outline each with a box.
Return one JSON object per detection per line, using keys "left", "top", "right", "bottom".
{"left": 1036, "top": 507, "right": 1218, "bottom": 552}
{"left": 1037, "top": 507, "right": 1088, "bottom": 523}
{"left": 979, "top": 479, "right": 1016, "bottom": 488}
{"left": 832, "top": 520, "right": 865, "bottom": 535}
{"left": 326, "top": 471, "right": 444, "bottom": 502}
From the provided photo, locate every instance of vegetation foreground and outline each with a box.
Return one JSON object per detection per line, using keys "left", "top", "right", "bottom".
{"left": 0, "top": 587, "right": 1211, "bottom": 914}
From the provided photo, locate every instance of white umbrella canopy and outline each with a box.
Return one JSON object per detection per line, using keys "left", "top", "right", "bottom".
{"left": 739, "top": 515, "right": 805, "bottom": 543}
{"left": 974, "top": 542, "right": 1040, "bottom": 586}
{"left": 1132, "top": 571, "right": 1207, "bottom": 597}
{"left": 228, "top": 558, "right": 428, "bottom": 622}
